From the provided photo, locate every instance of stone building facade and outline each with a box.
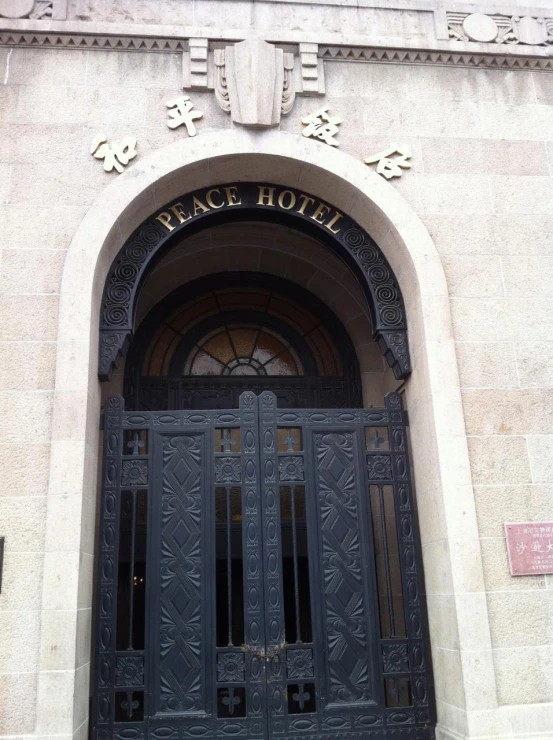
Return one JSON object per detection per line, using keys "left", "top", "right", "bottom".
{"left": 0, "top": 1, "right": 552, "bottom": 740}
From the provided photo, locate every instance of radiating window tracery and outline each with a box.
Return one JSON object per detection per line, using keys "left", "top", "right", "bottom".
{"left": 141, "top": 287, "right": 343, "bottom": 378}
{"left": 184, "top": 325, "right": 303, "bottom": 377}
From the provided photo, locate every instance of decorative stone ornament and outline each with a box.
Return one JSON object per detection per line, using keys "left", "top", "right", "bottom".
{"left": 182, "top": 38, "right": 210, "bottom": 90}
{"left": 213, "top": 38, "right": 295, "bottom": 128}
{"left": 462, "top": 13, "right": 499, "bottom": 43}
{"left": 0, "top": 0, "right": 52, "bottom": 17}
{"left": 447, "top": 11, "right": 553, "bottom": 45}
{"left": 297, "top": 43, "right": 325, "bottom": 96}
{"left": 515, "top": 16, "right": 549, "bottom": 46}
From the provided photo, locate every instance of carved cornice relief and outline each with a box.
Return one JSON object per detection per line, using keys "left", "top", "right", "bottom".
{"left": 2, "top": 12, "right": 553, "bottom": 72}
{"left": 318, "top": 44, "right": 553, "bottom": 70}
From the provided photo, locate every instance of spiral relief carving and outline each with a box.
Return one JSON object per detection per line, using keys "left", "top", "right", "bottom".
{"left": 342, "top": 228, "right": 367, "bottom": 248}
{"left": 114, "top": 262, "right": 140, "bottom": 282}
{"left": 379, "top": 306, "right": 402, "bottom": 326}
{"left": 367, "top": 265, "right": 390, "bottom": 284}
{"left": 353, "top": 245, "right": 379, "bottom": 267}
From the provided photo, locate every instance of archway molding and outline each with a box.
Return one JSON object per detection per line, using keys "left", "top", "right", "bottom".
{"left": 98, "top": 182, "right": 410, "bottom": 381}
{"left": 39, "top": 130, "right": 498, "bottom": 740}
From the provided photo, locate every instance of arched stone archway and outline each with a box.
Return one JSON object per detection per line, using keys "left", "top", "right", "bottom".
{"left": 38, "top": 130, "right": 497, "bottom": 740}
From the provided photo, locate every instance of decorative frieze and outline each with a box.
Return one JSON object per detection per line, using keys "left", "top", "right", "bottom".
{"left": 318, "top": 44, "right": 553, "bottom": 71}
{"left": 447, "top": 11, "right": 553, "bottom": 46}
{"left": 2, "top": 25, "right": 553, "bottom": 72}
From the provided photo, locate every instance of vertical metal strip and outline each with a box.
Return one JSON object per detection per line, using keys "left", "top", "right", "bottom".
{"left": 92, "top": 395, "right": 124, "bottom": 739}
{"left": 128, "top": 489, "right": 137, "bottom": 651}
{"left": 258, "top": 391, "right": 287, "bottom": 739}
{"left": 386, "top": 392, "right": 435, "bottom": 723}
{"left": 378, "top": 484, "right": 397, "bottom": 638}
{"left": 239, "top": 391, "right": 266, "bottom": 737}
{"left": 227, "top": 485, "right": 233, "bottom": 646}
{"left": 290, "top": 485, "right": 302, "bottom": 643}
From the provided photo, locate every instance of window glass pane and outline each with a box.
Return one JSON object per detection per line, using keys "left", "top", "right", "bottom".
{"left": 189, "top": 350, "right": 224, "bottom": 376}
{"left": 231, "top": 327, "right": 258, "bottom": 359}
{"left": 280, "top": 486, "right": 312, "bottom": 644}
{"left": 264, "top": 354, "right": 298, "bottom": 376}
{"left": 201, "top": 331, "right": 236, "bottom": 365}
{"left": 252, "top": 330, "right": 288, "bottom": 365}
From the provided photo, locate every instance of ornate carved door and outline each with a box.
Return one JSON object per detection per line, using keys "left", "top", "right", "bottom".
{"left": 93, "top": 392, "right": 435, "bottom": 740}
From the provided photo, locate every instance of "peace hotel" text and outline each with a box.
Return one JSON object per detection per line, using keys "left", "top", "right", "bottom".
{"left": 155, "top": 185, "right": 344, "bottom": 235}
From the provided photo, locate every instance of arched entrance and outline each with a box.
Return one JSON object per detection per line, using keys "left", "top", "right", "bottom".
{"left": 39, "top": 132, "right": 494, "bottom": 740}
{"left": 92, "top": 195, "right": 436, "bottom": 739}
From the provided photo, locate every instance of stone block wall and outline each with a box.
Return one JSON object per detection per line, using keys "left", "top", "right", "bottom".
{"left": 1, "top": 2, "right": 553, "bottom": 734}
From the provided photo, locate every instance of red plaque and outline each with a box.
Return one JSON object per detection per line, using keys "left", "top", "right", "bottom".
{"left": 505, "top": 522, "right": 553, "bottom": 576}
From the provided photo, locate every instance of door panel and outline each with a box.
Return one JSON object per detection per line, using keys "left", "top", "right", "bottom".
{"left": 93, "top": 392, "right": 435, "bottom": 740}
{"left": 151, "top": 431, "right": 210, "bottom": 717}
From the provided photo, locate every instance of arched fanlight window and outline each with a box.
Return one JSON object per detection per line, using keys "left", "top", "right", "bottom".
{"left": 125, "top": 273, "right": 362, "bottom": 410}
{"left": 183, "top": 325, "right": 304, "bottom": 377}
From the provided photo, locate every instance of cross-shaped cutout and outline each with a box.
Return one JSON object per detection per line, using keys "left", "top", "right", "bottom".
{"left": 368, "top": 429, "right": 385, "bottom": 450}
{"left": 127, "top": 433, "right": 145, "bottom": 456}
{"left": 282, "top": 431, "right": 298, "bottom": 452}
{"left": 121, "top": 691, "right": 139, "bottom": 719}
{"left": 220, "top": 429, "right": 236, "bottom": 453}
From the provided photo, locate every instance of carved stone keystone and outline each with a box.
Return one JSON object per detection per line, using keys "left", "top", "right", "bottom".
{"left": 214, "top": 38, "right": 295, "bottom": 128}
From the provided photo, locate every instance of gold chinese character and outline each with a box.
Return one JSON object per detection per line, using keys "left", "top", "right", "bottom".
{"left": 166, "top": 95, "right": 203, "bottom": 136}
{"left": 301, "top": 108, "right": 342, "bottom": 147}
{"left": 91, "top": 134, "right": 137, "bottom": 174}
{"left": 364, "top": 144, "right": 412, "bottom": 179}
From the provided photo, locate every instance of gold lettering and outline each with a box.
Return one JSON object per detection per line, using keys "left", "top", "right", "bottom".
{"left": 277, "top": 190, "right": 297, "bottom": 210}
{"left": 169, "top": 202, "right": 192, "bottom": 224}
{"left": 311, "top": 202, "right": 331, "bottom": 224}
{"left": 156, "top": 212, "right": 175, "bottom": 231}
{"left": 257, "top": 186, "right": 276, "bottom": 206}
{"left": 192, "top": 195, "right": 210, "bottom": 216}
{"left": 325, "top": 211, "right": 344, "bottom": 234}
{"left": 224, "top": 186, "right": 242, "bottom": 206}
{"left": 296, "top": 194, "right": 315, "bottom": 215}
{"left": 205, "top": 189, "right": 225, "bottom": 209}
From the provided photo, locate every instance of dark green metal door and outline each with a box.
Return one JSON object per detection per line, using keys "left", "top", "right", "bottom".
{"left": 92, "top": 392, "right": 435, "bottom": 740}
